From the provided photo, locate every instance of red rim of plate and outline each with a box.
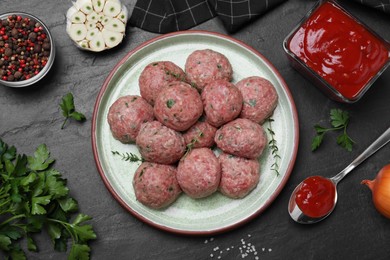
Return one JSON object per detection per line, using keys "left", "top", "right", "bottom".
{"left": 91, "top": 30, "right": 299, "bottom": 236}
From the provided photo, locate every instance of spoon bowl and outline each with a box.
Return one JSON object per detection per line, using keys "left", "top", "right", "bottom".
{"left": 288, "top": 177, "right": 338, "bottom": 224}
{"left": 288, "top": 127, "right": 390, "bottom": 224}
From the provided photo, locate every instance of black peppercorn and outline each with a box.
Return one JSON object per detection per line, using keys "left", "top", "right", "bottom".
{"left": 4, "top": 48, "right": 12, "bottom": 57}
{"left": 33, "top": 44, "right": 42, "bottom": 53}
{"left": 42, "top": 42, "right": 50, "bottom": 50}
{"left": 14, "top": 71, "right": 22, "bottom": 79}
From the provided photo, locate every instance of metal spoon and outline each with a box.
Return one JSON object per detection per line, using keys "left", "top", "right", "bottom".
{"left": 288, "top": 126, "right": 390, "bottom": 224}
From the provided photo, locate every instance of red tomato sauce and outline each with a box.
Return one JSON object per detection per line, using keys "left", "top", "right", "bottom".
{"left": 295, "top": 176, "right": 336, "bottom": 218}
{"left": 288, "top": 1, "right": 390, "bottom": 100}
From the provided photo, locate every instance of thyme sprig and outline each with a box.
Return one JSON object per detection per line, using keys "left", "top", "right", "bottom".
{"left": 266, "top": 118, "right": 280, "bottom": 176}
{"left": 111, "top": 151, "right": 144, "bottom": 162}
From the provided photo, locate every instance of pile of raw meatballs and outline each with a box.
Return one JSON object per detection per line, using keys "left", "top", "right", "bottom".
{"left": 107, "top": 49, "right": 278, "bottom": 209}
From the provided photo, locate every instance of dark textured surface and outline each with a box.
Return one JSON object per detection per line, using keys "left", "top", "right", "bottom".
{"left": 1, "top": 0, "right": 390, "bottom": 259}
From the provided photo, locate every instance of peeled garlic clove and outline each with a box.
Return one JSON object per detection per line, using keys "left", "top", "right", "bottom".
{"left": 85, "top": 20, "right": 97, "bottom": 30}
{"left": 102, "top": 29, "right": 123, "bottom": 48}
{"left": 78, "top": 39, "right": 89, "bottom": 49}
{"left": 74, "top": 0, "right": 94, "bottom": 15}
{"left": 105, "top": 18, "right": 125, "bottom": 33}
{"left": 71, "top": 11, "right": 87, "bottom": 24}
{"left": 89, "top": 31, "right": 105, "bottom": 52}
{"left": 87, "top": 11, "right": 99, "bottom": 22}
{"left": 117, "top": 10, "right": 127, "bottom": 23}
{"left": 86, "top": 28, "right": 100, "bottom": 41}
{"left": 103, "top": 1, "right": 121, "bottom": 17}
{"left": 92, "top": 0, "right": 105, "bottom": 12}
{"left": 67, "top": 23, "right": 88, "bottom": 42}
{"left": 101, "top": 16, "right": 111, "bottom": 25}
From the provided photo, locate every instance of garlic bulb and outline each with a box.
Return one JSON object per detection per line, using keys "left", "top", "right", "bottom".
{"left": 66, "top": 0, "right": 128, "bottom": 52}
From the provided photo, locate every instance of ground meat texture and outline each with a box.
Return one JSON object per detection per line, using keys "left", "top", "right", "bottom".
{"left": 185, "top": 49, "right": 233, "bottom": 91}
{"left": 237, "top": 76, "right": 278, "bottom": 124}
{"left": 218, "top": 153, "right": 260, "bottom": 199}
{"left": 154, "top": 82, "right": 203, "bottom": 131}
{"left": 183, "top": 120, "right": 217, "bottom": 148}
{"left": 215, "top": 118, "right": 267, "bottom": 159}
{"left": 201, "top": 79, "right": 243, "bottom": 127}
{"left": 139, "top": 61, "right": 187, "bottom": 106}
{"left": 136, "top": 121, "right": 186, "bottom": 164}
{"left": 133, "top": 162, "right": 182, "bottom": 209}
{"left": 177, "top": 148, "right": 221, "bottom": 199}
{"left": 107, "top": 95, "right": 154, "bottom": 143}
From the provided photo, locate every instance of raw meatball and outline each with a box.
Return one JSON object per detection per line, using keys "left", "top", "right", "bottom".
{"left": 136, "top": 121, "right": 186, "bottom": 164}
{"left": 201, "top": 79, "right": 243, "bottom": 127}
{"left": 139, "top": 61, "right": 187, "bottom": 105}
{"left": 219, "top": 153, "right": 260, "bottom": 199}
{"left": 133, "top": 162, "right": 181, "bottom": 209}
{"left": 154, "top": 82, "right": 203, "bottom": 131}
{"left": 215, "top": 118, "right": 267, "bottom": 159}
{"left": 237, "top": 76, "right": 278, "bottom": 124}
{"left": 183, "top": 120, "right": 217, "bottom": 148}
{"left": 185, "top": 49, "right": 233, "bottom": 91}
{"left": 107, "top": 95, "right": 154, "bottom": 143}
{"left": 177, "top": 148, "right": 221, "bottom": 199}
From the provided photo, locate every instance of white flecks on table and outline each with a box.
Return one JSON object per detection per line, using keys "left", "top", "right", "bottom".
{"left": 205, "top": 234, "right": 273, "bottom": 259}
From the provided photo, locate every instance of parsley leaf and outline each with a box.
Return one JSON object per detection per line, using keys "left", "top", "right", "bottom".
{"left": 312, "top": 108, "right": 355, "bottom": 151}
{"left": 330, "top": 109, "right": 349, "bottom": 128}
{"left": 60, "top": 93, "right": 86, "bottom": 129}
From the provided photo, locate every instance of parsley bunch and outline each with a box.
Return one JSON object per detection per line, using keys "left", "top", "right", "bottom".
{"left": 0, "top": 139, "right": 96, "bottom": 259}
{"left": 312, "top": 108, "right": 355, "bottom": 151}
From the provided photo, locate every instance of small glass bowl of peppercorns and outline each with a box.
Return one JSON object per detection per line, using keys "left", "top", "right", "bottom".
{"left": 0, "top": 12, "right": 55, "bottom": 87}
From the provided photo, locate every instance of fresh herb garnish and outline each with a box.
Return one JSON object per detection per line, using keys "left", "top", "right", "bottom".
{"left": 111, "top": 151, "right": 143, "bottom": 162}
{"left": 166, "top": 99, "right": 175, "bottom": 109}
{"left": 0, "top": 139, "right": 96, "bottom": 259}
{"left": 312, "top": 108, "right": 355, "bottom": 151}
{"left": 266, "top": 118, "right": 280, "bottom": 176}
{"left": 184, "top": 131, "right": 204, "bottom": 157}
{"left": 60, "top": 93, "right": 86, "bottom": 129}
{"left": 244, "top": 99, "right": 257, "bottom": 107}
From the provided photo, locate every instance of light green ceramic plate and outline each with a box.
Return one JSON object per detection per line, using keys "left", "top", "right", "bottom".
{"left": 92, "top": 31, "right": 299, "bottom": 235}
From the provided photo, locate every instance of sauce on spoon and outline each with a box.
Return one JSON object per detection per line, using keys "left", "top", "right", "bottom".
{"left": 294, "top": 176, "right": 336, "bottom": 218}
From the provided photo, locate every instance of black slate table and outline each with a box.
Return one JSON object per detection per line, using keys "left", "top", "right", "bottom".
{"left": 1, "top": 0, "right": 390, "bottom": 259}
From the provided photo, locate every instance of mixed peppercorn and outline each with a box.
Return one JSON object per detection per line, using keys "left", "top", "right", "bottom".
{"left": 0, "top": 14, "right": 51, "bottom": 82}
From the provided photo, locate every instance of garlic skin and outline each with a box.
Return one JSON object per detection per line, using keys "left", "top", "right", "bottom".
{"left": 66, "top": 0, "right": 128, "bottom": 52}
{"left": 362, "top": 164, "right": 390, "bottom": 219}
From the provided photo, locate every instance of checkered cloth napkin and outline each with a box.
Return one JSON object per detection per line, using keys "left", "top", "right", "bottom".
{"left": 129, "top": 0, "right": 287, "bottom": 33}
{"left": 352, "top": 0, "right": 390, "bottom": 13}
{"left": 129, "top": 0, "right": 390, "bottom": 34}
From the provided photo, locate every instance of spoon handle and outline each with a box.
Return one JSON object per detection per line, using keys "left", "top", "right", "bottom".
{"left": 331, "top": 126, "right": 390, "bottom": 184}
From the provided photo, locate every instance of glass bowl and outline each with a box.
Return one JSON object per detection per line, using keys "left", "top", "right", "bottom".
{"left": 283, "top": 0, "right": 390, "bottom": 103}
{"left": 0, "top": 12, "right": 55, "bottom": 88}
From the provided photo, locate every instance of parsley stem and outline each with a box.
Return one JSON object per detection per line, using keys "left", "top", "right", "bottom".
{"left": 61, "top": 117, "right": 68, "bottom": 129}
{"left": 48, "top": 218, "right": 77, "bottom": 243}
{"left": 0, "top": 214, "right": 25, "bottom": 227}
{"left": 0, "top": 198, "right": 11, "bottom": 208}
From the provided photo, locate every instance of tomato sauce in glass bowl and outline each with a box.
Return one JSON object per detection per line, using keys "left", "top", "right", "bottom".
{"left": 283, "top": 0, "right": 390, "bottom": 103}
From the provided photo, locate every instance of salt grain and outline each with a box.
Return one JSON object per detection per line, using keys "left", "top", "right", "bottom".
{"left": 205, "top": 233, "right": 271, "bottom": 259}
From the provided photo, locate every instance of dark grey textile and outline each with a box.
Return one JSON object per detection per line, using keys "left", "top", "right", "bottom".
{"left": 129, "top": 0, "right": 287, "bottom": 33}
{"left": 352, "top": 0, "right": 390, "bottom": 13}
